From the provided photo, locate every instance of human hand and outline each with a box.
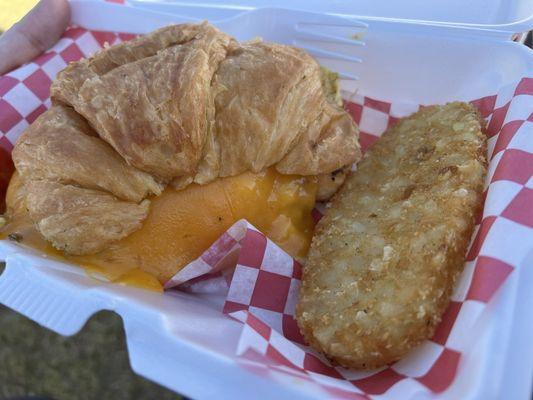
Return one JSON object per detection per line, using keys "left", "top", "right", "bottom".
{"left": 0, "top": 0, "right": 70, "bottom": 75}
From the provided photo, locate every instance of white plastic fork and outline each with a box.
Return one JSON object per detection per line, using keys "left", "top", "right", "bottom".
{"left": 69, "top": 0, "right": 367, "bottom": 80}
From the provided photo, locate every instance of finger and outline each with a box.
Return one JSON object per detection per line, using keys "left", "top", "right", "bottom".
{"left": 0, "top": 0, "right": 70, "bottom": 75}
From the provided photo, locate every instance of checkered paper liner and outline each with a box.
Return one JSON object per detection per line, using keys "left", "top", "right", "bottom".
{"left": 0, "top": 27, "right": 532, "bottom": 399}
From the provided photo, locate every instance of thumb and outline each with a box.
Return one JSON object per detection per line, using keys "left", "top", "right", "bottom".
{"left": 0, "top": 0, "right": 70, "bottom": 75}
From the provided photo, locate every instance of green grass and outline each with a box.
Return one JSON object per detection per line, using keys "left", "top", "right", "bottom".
{"left": 0, "top": 0, "right": 39, "bottom": 32}
{"left": 0, "top": 264, "right": 181, "bottom": 400}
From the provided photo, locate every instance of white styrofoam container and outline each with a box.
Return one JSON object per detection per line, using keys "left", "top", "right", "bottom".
{"left": 1, "top": 1, "right": 532, "bottom": 399}
{"left": 129, "top": 0, "right": 533, "bottom": 32}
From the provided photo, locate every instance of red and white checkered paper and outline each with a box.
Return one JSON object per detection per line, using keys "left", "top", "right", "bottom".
{"left": 0, "top": 27, "right": 532, "bottom": 399}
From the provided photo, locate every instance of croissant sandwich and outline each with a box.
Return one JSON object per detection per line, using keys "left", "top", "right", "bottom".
{"left": 2, "top": 22, "right": 360, "bottom": 285}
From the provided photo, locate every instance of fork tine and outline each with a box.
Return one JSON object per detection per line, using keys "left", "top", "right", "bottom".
{"left": 338, "top": 71, "right": 360, "bottom": 80}
{"left": 295, "top": 43, "right": 363, "bottom": 63}
{"left": 295, "top": 28, "right": 365, "bottom": 46}
{"left": 291, "top": 10, "right": 369, "bottom": 29}
{"left": 288, "top": 10, "right": 365, "bottom": 83}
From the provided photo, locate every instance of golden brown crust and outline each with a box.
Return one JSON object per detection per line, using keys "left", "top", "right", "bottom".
{"left": 51, "top": 23, "right": 212, "bottom": 106}
{"left": 210, "top": 42, "right": 360, "bottom": 180}
{"left": 210, "top": 42, "right": 325, "bottom": 177}
{"left": 12, "top": 106, "right": 163, "bottom": 202}
{"left": 52, "top": 23, "right": 234, "bottom": 180}
{"left": 14, "top": 22, "right": 361, "bottom": 255}
{"left": 25, "top": 180, "right": 150, "bottom": 254}
{"left": 51, "top": 23, "right": 360, "bottom": 183}
{"left": 276, "top": 106, "right": 360, "bottom": 176}
{"left": 296, "top": 102, "right": 487, "bottom": 369}
{"left": 4, "top": 171, "right": 26, "bottom": 218}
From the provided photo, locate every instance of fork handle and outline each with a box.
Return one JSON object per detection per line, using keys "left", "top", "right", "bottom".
{"left": 70, "top": 0, "right": 200, "bottom": 33}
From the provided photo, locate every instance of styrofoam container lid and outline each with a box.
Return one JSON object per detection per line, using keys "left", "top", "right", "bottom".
{"left": 129, "top": 0, "right": 533, "bottom": 32}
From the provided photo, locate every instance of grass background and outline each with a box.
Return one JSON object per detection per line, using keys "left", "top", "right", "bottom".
{"left": 0, "top": 264, "right": 181, "bottom": 399}
{"left": 0, "top": 3, "right": 180, "bottom": 399}
{"left": 0, "top": 0, "right": 38, "bottom": 31}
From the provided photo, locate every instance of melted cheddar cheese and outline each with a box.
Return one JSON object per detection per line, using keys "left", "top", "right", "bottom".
{"left": 1, "top": 169, "right": 317, "bottom": 291}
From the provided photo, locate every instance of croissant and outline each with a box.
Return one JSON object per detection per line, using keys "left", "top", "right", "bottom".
{"left": 11, "top": 22, "right": 360, "bottom": 255}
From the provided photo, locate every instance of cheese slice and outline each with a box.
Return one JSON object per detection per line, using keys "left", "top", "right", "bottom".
{"left": 1, "top": 169, "right": 317, "bottom": 291}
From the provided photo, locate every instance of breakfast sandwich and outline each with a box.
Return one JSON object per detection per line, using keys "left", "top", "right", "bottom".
{"left": 1, "top": 22, "right": 361, "bottom": 287}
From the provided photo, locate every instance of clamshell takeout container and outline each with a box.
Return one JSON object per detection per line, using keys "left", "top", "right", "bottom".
{"left": 0, "top": 1, "right": 532, "bottom": 399}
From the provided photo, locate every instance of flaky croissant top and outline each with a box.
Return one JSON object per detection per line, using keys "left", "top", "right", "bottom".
{"left": 11, "top": 22, "right": 361, "bottom": 255}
